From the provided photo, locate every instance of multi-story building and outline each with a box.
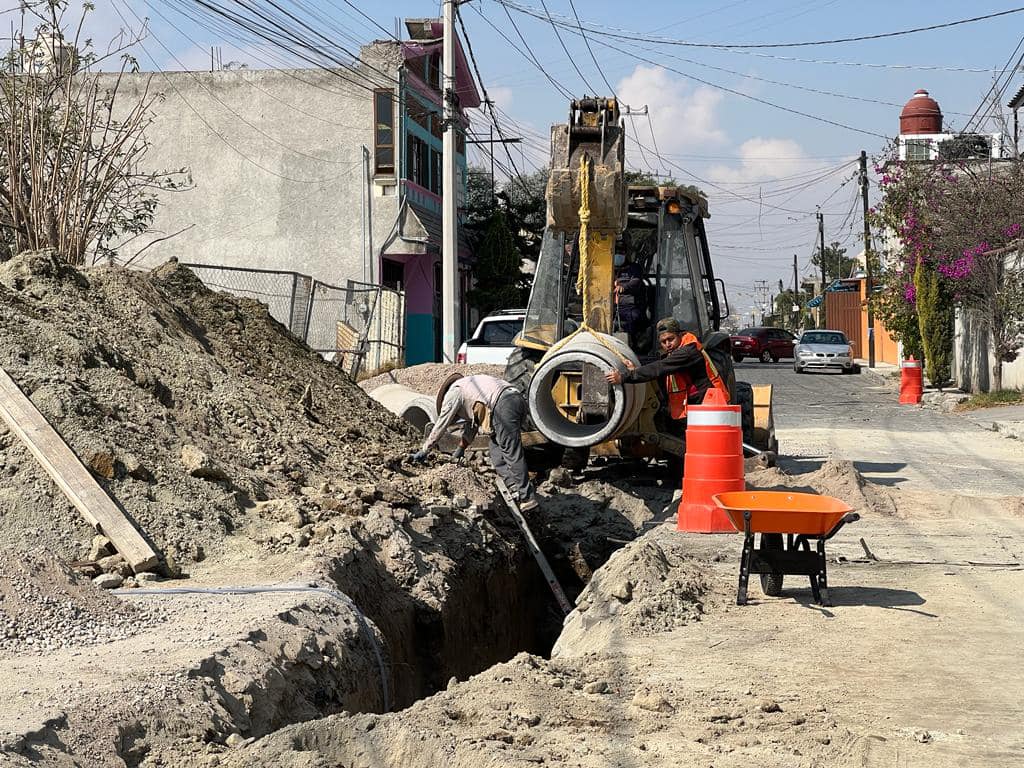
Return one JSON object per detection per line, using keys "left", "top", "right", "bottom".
{"left": 115, "top": 18, "right": 480, "bottom": 364}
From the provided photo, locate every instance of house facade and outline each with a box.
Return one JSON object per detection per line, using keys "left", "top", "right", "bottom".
{"left": 113, "top": 18, "right": 480, "bottom": 365}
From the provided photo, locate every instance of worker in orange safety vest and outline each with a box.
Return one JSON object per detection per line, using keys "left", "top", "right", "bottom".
{"left": 604, "top": 316, "right": 729, "bottom": 420}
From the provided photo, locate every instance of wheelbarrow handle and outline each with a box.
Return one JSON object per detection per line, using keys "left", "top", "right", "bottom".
{"left": 824, "top": 512, "right": 861, "bottom": 540}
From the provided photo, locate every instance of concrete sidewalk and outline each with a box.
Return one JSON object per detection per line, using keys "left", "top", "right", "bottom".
{"left": 958, "top": 403, "right": 1024, "bottom": 441}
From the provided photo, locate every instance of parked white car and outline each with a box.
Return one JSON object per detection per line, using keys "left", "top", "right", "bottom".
{"left": 793, "top": 330, "right": 860, "bottom": 374}
{"left": 456, "top": 310, "right": 526, "bottom": 365}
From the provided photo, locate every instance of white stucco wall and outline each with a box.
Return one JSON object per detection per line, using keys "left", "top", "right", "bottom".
{"left": 102, "top": 59, "right": 402, "bottom": 287}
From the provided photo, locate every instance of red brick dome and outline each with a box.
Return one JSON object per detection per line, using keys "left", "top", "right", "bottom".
{"left": 900, "top": 89, "right": 942, "bottom": 135}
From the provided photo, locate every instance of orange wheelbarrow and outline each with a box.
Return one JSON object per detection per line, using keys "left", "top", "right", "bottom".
{"left": 712, "top": 491, "right": 860, "bottom": 606}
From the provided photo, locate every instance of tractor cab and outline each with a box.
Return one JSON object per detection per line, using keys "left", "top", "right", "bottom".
{"left": 517, "top": 184, "right": 729, "bottom": 360}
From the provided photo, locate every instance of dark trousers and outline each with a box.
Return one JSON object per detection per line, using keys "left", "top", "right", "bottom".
{"left": 489, "top": 390, "right": 534, "bottom": 502}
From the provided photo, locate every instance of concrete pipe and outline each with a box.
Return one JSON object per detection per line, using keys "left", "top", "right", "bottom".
{"left": 528, "top": 331, "right": 644, "bottom": 448}
{"left": 367, "top": 383, "right": 437, "bottom": 434}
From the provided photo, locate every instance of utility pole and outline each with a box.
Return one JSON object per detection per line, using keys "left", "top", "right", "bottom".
{"left": 441, "top": 0, "right": 460, "bottom": 362}
{"left": 792, "top": 254, "right": 799, "bottom": 331}
{"left": 817, "top": 208, "right": 826, "bottom": 326}
{"left": 860, "top": 150, "right": 875, "bottom": 368}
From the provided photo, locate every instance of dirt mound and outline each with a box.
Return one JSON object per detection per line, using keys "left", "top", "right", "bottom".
{"left": 532, "top": 475, "right": 672, "bottom": 582}
{"left": 359, "top": 362, "right": 505, "bottom": 396}
{"left": 553, "top": 524, "right": 711, "bottom": 656}
{"left": 0, "top": 252, "right": 422, "bottom": 566}
{"left": 210, "top": 648, "right": 844, "bottom": 768}
{"left": 747, "top": 458, "right": 894, "bottom": 514}
{"left": 0, "top": 549, "right": 162, "bottom": 656}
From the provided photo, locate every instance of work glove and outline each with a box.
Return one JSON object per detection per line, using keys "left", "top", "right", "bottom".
{"left": 451, "top": 446, "right": 466, "bottom": 461}
{"left": 408, "top": 449, "right": 428, "bottom": 464}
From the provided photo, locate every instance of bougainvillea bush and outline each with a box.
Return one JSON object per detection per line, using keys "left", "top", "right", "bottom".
{"left": 870, "top": 151, "right": 1024, "bottom": 389}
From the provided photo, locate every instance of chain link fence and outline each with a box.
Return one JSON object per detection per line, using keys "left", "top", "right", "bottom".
{"left": 182, "top": 263, "right": 404, "bottom": 377}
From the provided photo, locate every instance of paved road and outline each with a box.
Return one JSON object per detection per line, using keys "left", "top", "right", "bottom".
{"left": 738, "top": 361, "right": 1024, "bottom": 496}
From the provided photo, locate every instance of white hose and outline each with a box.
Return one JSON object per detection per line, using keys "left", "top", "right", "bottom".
{"left": 114, "top": 584, "right": 390, "bottom": 712}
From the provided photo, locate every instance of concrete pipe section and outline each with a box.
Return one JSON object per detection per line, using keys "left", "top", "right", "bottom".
{"left": 528, "top": 331, "right": 645, "bottom": 448}
{"left": 367, "top": 384, "right": 438, "bottom": 434}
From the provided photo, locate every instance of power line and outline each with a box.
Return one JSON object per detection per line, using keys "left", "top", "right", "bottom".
{"left": 564, "top": 0, "right": 617, "bottom": 97}
{"left": 536, "top": 0, "right": 595, "bottom": 94}
{"left": 497, "top": 0, "right": 1024, "bottom": 50}
{"left": 456, "top": 7, "right": 534, "bottom": 195}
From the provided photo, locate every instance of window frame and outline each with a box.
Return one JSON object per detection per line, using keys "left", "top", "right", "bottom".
{"left": 373, "top": 89, "right": 395, "bottom": 176}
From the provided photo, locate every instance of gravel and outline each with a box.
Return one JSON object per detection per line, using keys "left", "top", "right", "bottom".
{"left": 0, "top": 549, "right": 163, "bottom": 657}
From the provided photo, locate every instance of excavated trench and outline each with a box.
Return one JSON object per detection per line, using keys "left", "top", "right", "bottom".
{"left": 325, "top": 522, "right": 563, "bottom": 710}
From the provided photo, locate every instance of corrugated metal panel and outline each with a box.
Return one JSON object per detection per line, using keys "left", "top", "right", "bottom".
{"left": 825, "top": 291, "right": 863, "bottom": 353}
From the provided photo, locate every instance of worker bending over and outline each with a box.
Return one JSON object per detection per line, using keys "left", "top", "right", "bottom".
{"left": 410, "top": 374, "right": 538, "bottom": 511}
{"left": 604, "top": 316, "right": 729, "bottom": 421}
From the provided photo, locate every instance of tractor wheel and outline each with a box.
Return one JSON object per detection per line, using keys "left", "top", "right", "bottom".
{"left": 505, "top": 347, "right": 539, "bottom": 395}
{"left": 733, "top": 381, "right": 756, "bottom": 447}
{"left": 561, "top": 446, "right": 590, "bottom": 472}
{"left": 759, "top": 533, "right": 785, "bottom": 597}
{"left": 759, "top": 349, "right": 773, "bottom": 364}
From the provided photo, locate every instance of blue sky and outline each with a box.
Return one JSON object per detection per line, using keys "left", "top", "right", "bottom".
{"left": 5, "top": 0, "right": 1023, "bottom": 312}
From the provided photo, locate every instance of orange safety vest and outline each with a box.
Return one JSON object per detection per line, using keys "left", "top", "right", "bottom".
{"left": 665, "top": 333, "right": 730, "bottom": 420}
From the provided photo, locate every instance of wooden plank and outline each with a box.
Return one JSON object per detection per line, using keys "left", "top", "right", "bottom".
{"left": 0, "top": 366, "right": 159, "bottom": 572}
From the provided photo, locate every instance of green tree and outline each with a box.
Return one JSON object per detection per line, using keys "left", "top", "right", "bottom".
{"left": 914, "top": 260, "right": 954, "bottom": 387}
{"left": 465, "top": 208, "right": 528, "bottom": 316}
{"left": 812, "top": 241, "right": 860, "bottom": 283}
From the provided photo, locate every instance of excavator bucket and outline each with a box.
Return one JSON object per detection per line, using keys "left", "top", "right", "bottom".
{"left": 546, "top": 98, "right": 626, "bottom": 233}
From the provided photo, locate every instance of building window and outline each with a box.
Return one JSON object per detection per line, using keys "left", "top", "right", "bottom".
{"left": 430, "top": 148, "right": 441, "bottom": 195}
{"left": 426, "top": 53, "right": 441, "bottom": 91}
{"left": 904, "top": 138, "right": 931, "bottom": 162}
{"left": 374, "top": 89, "right": 395, "bottom": 175}
{"left": 406, "top": 135, "right": 430, "bottom": 188}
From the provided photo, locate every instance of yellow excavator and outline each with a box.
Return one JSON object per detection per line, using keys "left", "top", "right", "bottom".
{"left": 504, "top": 98, "right": 776, "bottom": 469}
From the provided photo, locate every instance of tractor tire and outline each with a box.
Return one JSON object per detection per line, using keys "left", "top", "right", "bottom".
{"left": 732, "top": 353, "right": 743, "bottom": 363}
{"left": 759, "top": 349, "right": 773, "bottom": 364}
{"left": 734, "top": 381, "right": 756, "bottom": 447}
{"left": 759, "top": 533, "right": 785, "bottom": 597}
{"left": 561, "top": 446, "right": 590, "bottom": 472}
{"left": 504, "top": 347, "right": 539, "bottom": 395}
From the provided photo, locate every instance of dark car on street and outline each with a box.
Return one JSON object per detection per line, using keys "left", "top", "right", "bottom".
{"left": 730, "top": 327, "right": 797, "bottom": 363}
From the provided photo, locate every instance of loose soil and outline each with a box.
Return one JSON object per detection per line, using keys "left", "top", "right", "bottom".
{"left": 2, "top": 253, "right": 1022, "bottom": 767}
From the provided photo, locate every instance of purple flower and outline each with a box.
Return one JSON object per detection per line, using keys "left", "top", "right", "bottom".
{"left": 903, "top": 283, "right": 916, "bottom": 304}
{"left": 1004, "top": 223, "right": 1021, "bottom": 238}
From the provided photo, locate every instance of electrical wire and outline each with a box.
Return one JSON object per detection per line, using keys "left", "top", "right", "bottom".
{"left": 496, "top": 0, "right": 1024, "bottom": 50}
{"left": 456, "top": 8, "right": 535, "bottom": 195}
{"left": 564, "top": 0, "right": 617, "bottom": 97}
{"left": 536, "top": 0, "right": 595, "bottom": 94}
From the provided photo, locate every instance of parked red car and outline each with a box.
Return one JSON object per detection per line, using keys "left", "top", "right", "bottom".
{"left": 730, "top": 327, "right": 797, "bottom": 363}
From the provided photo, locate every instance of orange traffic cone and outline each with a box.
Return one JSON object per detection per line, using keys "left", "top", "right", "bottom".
{"left": 899, "top": 356, "right": 923, "bottom": 405}
{"left": 677, "top": 387, "right": 745, "bottom": 533}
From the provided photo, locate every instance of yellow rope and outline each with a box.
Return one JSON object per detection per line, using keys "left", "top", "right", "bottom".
{"left": 576, "top": 154, "right": 591, "bottom": 324}
{"left": 540, "top": 153, "right": 631, "bottom": 369}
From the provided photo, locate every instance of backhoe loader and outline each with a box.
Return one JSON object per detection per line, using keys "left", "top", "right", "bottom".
{"left": 504, "top": 98, "right": 777, "bottom": 469}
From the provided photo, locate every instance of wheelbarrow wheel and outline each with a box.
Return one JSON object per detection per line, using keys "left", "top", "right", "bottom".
{"left": 759, "top": 533, "right": 785, "bottom": 596}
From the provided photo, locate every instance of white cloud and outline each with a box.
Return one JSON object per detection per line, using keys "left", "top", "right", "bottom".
{"left": 487, "top": 86, "right": 514, "bottom": 112}
{"left": 615, "top": 64, "right": 726, "bottom": 166}
{"left": 706, "top": 137, "right": 816, "bottom": 185}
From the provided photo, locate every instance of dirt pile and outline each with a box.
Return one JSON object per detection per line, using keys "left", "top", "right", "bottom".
{"left": 0, "top": 251, "right": 427, "bottom": 566}
{"left": 209, "top": 648, "right": 845, "bottom": 768}
{"left": 553, "top": 523, "right": 713, "bottom": 657}
{"left": 359, "top": 362, "right": 505, "bottom": 396}
{"left": 747, "top": 458, "right": 895, "bottom": 514}
{"left": 532, "top": 474, "right": 672, "bottom": 582}
{"left": 0, "top": 549, "right": 163, "bottom": 656}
